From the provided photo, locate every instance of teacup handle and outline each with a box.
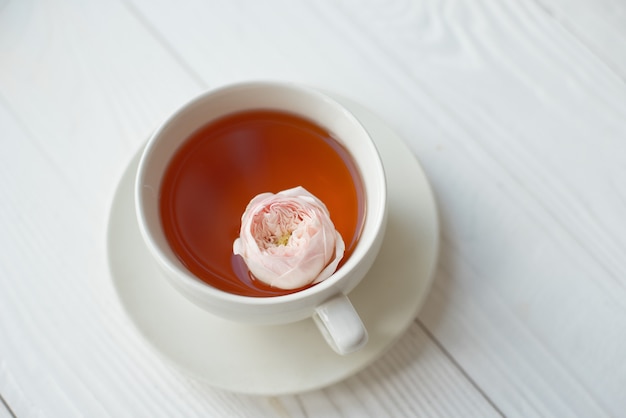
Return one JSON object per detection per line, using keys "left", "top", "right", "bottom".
{"left": 313, "top": 294, "right": 368, "bottom": 355}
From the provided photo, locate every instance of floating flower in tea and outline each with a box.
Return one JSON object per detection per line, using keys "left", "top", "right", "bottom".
{"left": 233, "top": 186, "right": 345, "bottom": 290}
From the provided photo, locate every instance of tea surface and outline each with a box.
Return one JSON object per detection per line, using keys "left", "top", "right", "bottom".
{"left": 160, "top": 110, "right": 365, "bottom": 296}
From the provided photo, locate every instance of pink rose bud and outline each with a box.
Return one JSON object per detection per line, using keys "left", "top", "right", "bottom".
{"left": 233, "top": 186, "right": 345, "bottom": 290}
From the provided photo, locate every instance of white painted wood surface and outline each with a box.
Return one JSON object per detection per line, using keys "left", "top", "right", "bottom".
{"left": 1, "top": 0, "right": 625, "bottom": 416}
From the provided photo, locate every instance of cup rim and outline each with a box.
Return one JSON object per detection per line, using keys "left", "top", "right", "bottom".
{"left": 135, "top": 81, "right": 387, "bottom": 307}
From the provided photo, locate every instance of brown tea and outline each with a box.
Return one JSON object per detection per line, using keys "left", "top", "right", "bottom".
{"left": 159, "top": 109, "right": 365, "bottom": 297}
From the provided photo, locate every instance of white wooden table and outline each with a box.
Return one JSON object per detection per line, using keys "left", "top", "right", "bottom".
{"left": 2, "top": 0, "right": 626, "bottom": 416}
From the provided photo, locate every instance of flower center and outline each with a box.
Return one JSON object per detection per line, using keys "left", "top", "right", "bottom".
{"left": 274, "top": 232, "right": 292, "bottom": 246}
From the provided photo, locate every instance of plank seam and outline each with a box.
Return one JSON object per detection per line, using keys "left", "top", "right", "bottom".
{"left": 0, "top": 393, "right": 16, "bottom": 418}
{"left": 416, "top": 319, "right": 506, "bottom": 418}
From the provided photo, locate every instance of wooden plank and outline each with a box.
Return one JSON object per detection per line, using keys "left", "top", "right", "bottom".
{"left": 0, "top": 0, "right": 202, "bottom": 210}
{"left": 534, "top": 0, "right": 626, "bottom": 80}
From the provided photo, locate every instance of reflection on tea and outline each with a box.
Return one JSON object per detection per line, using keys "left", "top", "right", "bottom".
{"left": 159, "top": 110, "right": 365, "bottom": 297}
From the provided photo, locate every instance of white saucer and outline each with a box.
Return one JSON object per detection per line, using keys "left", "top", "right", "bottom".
{"left": 106, "top": 97, "right": 439, "bottom": 395}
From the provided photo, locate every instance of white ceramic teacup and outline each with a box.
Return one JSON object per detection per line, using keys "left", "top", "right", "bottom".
{"left": 135, "top": 82, "right": 387, "bottom": 355}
